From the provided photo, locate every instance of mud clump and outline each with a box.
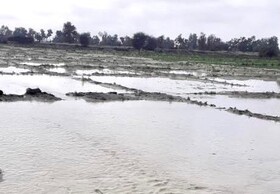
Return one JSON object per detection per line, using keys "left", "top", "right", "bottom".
{"left": 25, "top": 88, "right": 42, "bottom": 95}
{"left": 0, "top": 88, "right": 62, "bottom": 102}
{"left": 24, "top": 88, "right": 62, "bottom": 101}
{"left": 66, "top": 92, "right": 135, "bottom": 102}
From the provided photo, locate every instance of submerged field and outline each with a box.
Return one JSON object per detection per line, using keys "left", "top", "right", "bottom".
{"left": 0, "top": 45, "right": 280, "bottom": 193}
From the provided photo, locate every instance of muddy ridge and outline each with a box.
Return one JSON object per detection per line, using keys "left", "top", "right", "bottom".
{"left": 0, "top": 88, "right": 62, "bottom": 102}
{"left": 190, "top": 91, "right": 280, "bottom": 99}
{"left": 227, "top": 107, "right": 280, "bottom": 122}
{"left": 66, "top": 90, "right": 280, "bottom": 122}
{"left": 66, "top": 91, "right": 187, "bottom": 103}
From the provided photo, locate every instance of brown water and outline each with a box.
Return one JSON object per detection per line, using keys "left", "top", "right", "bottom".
{"left": 1, "top": 100, "right": 280, "bottom": 193}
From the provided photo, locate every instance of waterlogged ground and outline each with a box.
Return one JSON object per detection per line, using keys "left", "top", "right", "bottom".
{"left": 0, "top": 45, "right": 280, "bottom": 193}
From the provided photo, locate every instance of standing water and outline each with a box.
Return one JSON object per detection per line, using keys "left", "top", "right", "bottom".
{"left": 0, "top": 100, "right": 280, "bottom": 193}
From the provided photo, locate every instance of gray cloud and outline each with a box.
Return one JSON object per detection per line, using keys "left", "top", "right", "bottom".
{"left": 0, "top": 0, "right": 279, "bottom": 41}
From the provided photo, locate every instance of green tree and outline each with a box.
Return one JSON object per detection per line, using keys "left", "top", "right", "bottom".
{"left": 91, "top": 35, "right": 100, "bottom": 45}
{"left": 175, "top": 34, "right": 186, "bottom": 49}
{"left": 188, "top": 33, "right": 198, "bottom": 50}
{"left": 259, "top": 36, "right": 279, "bottom": 57}
{"left": 27, "top": 28, "right": 36, "bottom": 39}
{"left": 13, "top": 27, "right": 27, "bottom": 37}
{"left": 143, "top": 36, "right": 157, "bottom": 51}
{"left": 35, "top": 32, "right": 43, "bottom": 42}
{"left": 198, "top": 33, "right": 207, "bottom": 50}
{"left": 40, "top": 29, "right": 46, "bottom": 41}
{"left": 132, "top": 32, "right": 147, "bottom": 50}
{"left": 163, "top": 37, "right": 174, "bottom": 49}
{"left": 53, "top": 30, "right": 63, "bottom": 43}
{"left": 79, "top": 33, "right": 91, "bottom": 47}
{"left": 46, "top": 29, "right": 53, "bottom": 41}
{"left": 62, "top": 22, "right": 78, "bottom": 43}
{"left": 0, "top": 25, "right": 12, "bottom": 42}
{"left": 120, "top": 36, "right": 132, "bottom": 46}
{"left": 98, "top": 32, "right": 121, "bottom": 46}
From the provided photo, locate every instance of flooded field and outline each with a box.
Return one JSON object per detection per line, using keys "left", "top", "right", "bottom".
{"left": 1, "top": 45, "right": 280, "bottom": 193}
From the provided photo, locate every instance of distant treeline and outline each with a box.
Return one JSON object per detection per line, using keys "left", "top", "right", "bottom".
{"left": 0, "top": 22, "right": 279, "bottom": 57}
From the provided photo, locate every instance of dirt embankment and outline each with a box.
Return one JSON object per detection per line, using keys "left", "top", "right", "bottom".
{"left": 0, "top": 88, "right": 61, "bottom": 102}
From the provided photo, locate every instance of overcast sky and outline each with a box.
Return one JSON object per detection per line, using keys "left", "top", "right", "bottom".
{"left": 0, "top": 0, "right": 279, "bottom": 41}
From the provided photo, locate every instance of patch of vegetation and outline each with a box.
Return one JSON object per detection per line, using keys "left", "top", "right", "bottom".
{"left": 117, "top": 50, "right": 280, "bottom": 69}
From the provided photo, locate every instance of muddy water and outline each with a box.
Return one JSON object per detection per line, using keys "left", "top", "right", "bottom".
{"left": 0, "top": 100, "right": 280, "bottom": 193}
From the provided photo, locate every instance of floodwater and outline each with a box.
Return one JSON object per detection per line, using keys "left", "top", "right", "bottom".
{"left": 89, "top": 76, "right": 280, "bottom": 94}
{"left": 0, "top": 74, "right": 122, "bottom": 98}
{"left": 1, "top": 100, "right": 280, "bottom": 193}
{"left": 189, "top": 95, "right": 280, "bottom": 117}
{"left": 1, "top": 66, "right": 280, "bottom": 193}
{"left": 88, "top": 75, "right": 280, "bottom": 117}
